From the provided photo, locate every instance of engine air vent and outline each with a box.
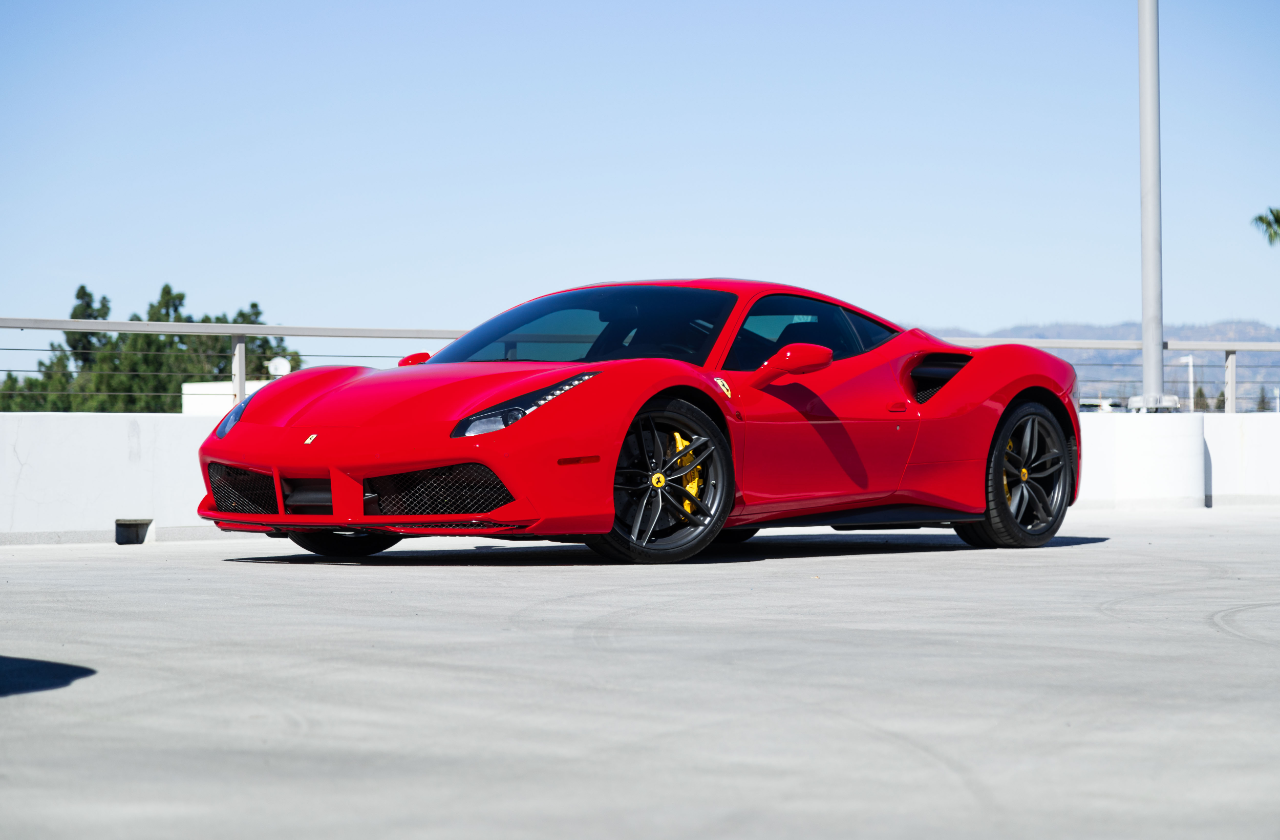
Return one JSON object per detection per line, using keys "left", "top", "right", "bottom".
{"left": 911, "top": 353, "right": 971, "bottom": 404}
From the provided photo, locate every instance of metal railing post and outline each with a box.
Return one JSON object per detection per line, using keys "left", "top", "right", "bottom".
{"left": 232, "top": 336, "right": 246, "bottom": 403}
{"left": 1225, "top": 350, "right": 1236, "bottom": 413}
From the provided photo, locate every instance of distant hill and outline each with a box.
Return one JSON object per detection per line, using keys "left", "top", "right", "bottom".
{"left": 925, "top": 321, "right": 1280, "bottom": 343}
{"left": 913, "top": 321, "right": 1280, "bottom": 407}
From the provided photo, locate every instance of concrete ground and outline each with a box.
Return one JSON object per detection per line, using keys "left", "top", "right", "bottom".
{"left": 2, "top": 508, "right": 1278, "bottom": 839}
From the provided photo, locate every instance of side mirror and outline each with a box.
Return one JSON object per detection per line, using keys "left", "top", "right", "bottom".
{"left": 398, "top": 352, "right": 432, "bottom": 367}
{"left": 750, "top": 343, "right": 833, "bottom": 389}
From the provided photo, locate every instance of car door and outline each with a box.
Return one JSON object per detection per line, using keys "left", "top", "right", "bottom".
{"left": 716, "top": 294, "right": 918, "bottom": 515}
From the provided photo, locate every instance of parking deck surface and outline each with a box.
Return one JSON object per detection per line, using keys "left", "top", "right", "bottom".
{"left": 2, "top": 507, "right": 1279, "bottom": 839}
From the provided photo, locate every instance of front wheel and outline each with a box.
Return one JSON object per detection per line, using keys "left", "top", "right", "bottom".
{"left": 955, "top": 402, "right": 1072, "bottom": 549}
{"left": 712, "top": 528, "right": 758, "bottom": 545}
{"left": 586, "top": 398, "right": 734, "bottom": 564}
{"left": 287, "top": 530, "right": 403, "bottom": 557}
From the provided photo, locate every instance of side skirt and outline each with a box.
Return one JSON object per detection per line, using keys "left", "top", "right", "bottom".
{"left": 728, "top": 503, "right": 985, "bottom": 531}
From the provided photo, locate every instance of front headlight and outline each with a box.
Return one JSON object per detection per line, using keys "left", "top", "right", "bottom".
{"left": 215, "top": 392, "right": 255, "bottom": 439}
{"left": 451, "top": 372, "right": 600, "bottom": 438}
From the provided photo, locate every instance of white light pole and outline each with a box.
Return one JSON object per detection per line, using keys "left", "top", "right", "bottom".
{"left": 1139, "top": 0, "right": 1165, "bottom": 411}
{"left": 1177, "top": 355, "right": 1194, "bottom": 411}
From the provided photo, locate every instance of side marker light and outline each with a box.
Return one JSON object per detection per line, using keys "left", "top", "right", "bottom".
{"left": 557, "top": 455, "right": 600, "bottom": 466}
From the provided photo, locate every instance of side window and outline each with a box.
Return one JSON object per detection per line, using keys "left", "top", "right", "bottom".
{"left": 722, "top": 295, "right": 862, "bottom": 371}
{"left": 843, "top": 308, "right": 898, "bottom": 351}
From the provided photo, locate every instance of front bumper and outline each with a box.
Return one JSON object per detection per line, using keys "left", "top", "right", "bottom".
{"left": 197, "top": 418, "right": 620, "bottom": 537}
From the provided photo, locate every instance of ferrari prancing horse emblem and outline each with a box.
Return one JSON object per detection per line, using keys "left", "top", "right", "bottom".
{"left": 714, "top": 377, "right": 732, "bottom": 399}
{"left": 304, "top": 434, "right": 317, "bottom": 444}
{"left": 650, "top": 473, "right": 666, "bottom": 488}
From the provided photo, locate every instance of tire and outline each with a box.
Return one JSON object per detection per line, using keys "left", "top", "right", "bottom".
{"left": 953, "top": 522, "right": 999, "bottom": 548}
{"left": 955, "top": 401, "right": 1073, "bottom": 549}
{"left": 586, "top": 398, "right": 734, "bottom": 564}
{"left": 287, "top": 530, "right": 403, "bottom": 557}
{"left": 712, "top": 528, "right": 758, "bottom": 545}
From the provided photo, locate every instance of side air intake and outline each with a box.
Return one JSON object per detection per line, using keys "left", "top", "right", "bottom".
{"left": 911, "top": 354, "right": 971, "bottom": 404}
{"left": 208, "top": 463, "right": 279, "bottom": 514}
{"left": 364, "top": 463, "right": 515, "bottom": 516}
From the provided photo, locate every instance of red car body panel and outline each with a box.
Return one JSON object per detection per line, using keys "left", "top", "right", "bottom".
{"left": 197, "top": 279, "right": 1080, "bottom": 537}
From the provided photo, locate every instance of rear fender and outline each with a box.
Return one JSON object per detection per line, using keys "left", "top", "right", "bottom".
{"left": 907, "top": 344, "right": 1080, "bottom": 501}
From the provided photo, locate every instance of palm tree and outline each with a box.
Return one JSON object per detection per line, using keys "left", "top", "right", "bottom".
{"left": 1255, "top": 208, "right": 1280, "bottom": 245}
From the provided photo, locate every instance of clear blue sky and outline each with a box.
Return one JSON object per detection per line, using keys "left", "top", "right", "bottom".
{"left": 1, "top": 1, "right": 1276, "bottom": 348}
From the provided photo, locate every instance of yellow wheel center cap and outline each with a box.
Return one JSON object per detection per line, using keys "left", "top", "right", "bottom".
{"left": 651, "top": 473, "right": 666, "bottom": 488}
{"left": 1020, "top": 468, "right": 1029, "bottom": 481}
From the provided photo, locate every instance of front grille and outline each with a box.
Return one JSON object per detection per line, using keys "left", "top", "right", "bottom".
{"left": 282, "top": 477, "right": 333, "bottom": 515}
{"left": 365, "top": 463, "right": 515, "bottom": 516}
{"left": 209, "top": 463, "right": 278, "bottom": 514}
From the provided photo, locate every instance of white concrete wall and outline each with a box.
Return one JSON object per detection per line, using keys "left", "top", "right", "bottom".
{"left": 2, "top": 411, "right": 1277, "bottom": 544}
{"left": 0, "top": 413, "right": 226, "bottom": 544}
{"left": 181, "top": 380, "right": 270, "bottom": 416}
{"left": 1075, "top": 414, "right": 1206, "bottom": 509}
{"left": 1203, "top": 413, "right": 1280, "bottom": 506}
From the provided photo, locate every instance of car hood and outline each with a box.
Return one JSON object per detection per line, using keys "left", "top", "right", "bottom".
{"left": 244, "top": 361, "right": 596, "bottom": 430}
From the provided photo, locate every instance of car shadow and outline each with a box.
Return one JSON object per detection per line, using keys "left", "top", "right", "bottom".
{"left": 0, "top": 656, "right": 96, "bottom": 698}
{"left": 224, "top": 532, "right": 1109, "bottom": 567}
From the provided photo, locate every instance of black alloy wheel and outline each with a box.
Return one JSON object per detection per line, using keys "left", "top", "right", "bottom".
{"left": 954, "top": 402, "right": 1072, "bottom": 549}
{"left": 287, "top": 530, "right": 403, "bottom": 557}
{"left": 586, "top": 398, "right": 733, "bottom": 564}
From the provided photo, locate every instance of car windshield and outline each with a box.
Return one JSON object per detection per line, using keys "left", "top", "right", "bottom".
{"left": 428, "top": 285, "right": 738, "bottom": 365}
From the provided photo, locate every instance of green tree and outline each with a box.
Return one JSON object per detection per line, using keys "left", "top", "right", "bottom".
{"left": 1255, "top": 208, "right": 1280, "bottom": 245}
{"left": 1194, "top": 386, "right": 1208, "bottom": 411}
{"left": 1257, "top": 386, "right": 1272, "bottom": 413}
{"left": 1215, "top": 390, "right": 1226, "bottom": 411}
{"left": 66, "top": 285, "right": 112, "bottom": 366}
{"left": 1, "top": 285, "right": 302, "bottom": 412}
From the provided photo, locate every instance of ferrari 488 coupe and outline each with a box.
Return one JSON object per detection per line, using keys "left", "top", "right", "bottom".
{"left": 198, "top": 279, "right": 1080, "bottom": 562}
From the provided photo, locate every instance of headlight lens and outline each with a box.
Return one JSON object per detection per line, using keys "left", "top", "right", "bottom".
{"left": 1070, "top": 367, "right": 1081, "bottom": 413}
{"left": 215, "top": 392, "right": 255, "bottom": 439}
{"left": 452, "top": 372, "right": 599, "bottom": 437}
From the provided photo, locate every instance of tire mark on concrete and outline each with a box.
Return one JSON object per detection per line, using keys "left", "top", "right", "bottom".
{"left": 785, "top": 694, "right": 1002, "bottom": 827}
{"left": 1097, "top": 556, "right": 1236, "bottom": 624}
{"left": 1209, "top": 602, "right": 1280, "bottom": 647}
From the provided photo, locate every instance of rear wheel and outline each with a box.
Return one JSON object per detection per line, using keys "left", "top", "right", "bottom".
{"left": 287, "top": 530, "right": 403, "bottom": 557}
{"left": 955, "top": 402, "right": 1072, "bottom": 549}
{"left": 586, "top": 398, "right": 733, "bottom": 564}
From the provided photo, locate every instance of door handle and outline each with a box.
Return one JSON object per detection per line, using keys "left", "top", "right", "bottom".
{"left": 887, "top": 401, "right": 907, "bottom": 412}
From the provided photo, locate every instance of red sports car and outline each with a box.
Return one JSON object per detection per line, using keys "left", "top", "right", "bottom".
{"left": 198, "top": 279, "right": 1080, "bottom": 562}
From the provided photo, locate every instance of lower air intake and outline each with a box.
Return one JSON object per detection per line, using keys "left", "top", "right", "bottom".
{"left": 209, "top": 463, "right": 279, "bottom": 514}
{"left": 365, "top": 463, "right": 515, "bottom": 516}
{"left": 380, "top": 522, "right": 518, "bottom": 530}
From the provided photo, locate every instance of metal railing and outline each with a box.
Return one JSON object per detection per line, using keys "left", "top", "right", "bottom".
{"left": 0, "top": 317, "right": 465, "bottom": 404}
{"left": 3, "top": 316, "right": 1279, "bottom": 412}
{"left": 938, "top": 336, "right": 1280, "bottom": 413}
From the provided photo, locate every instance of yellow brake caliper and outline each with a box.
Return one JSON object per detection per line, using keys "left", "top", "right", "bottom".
{"left": 672, "top": 432, "right": 703, "bottom": 514}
